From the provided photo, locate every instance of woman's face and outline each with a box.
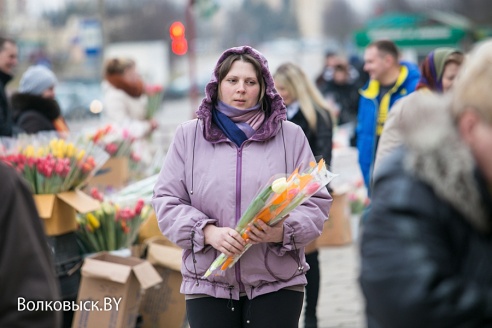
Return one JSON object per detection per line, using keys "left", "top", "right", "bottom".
{"left": 441, "top": 62, "right": 460, "bottom": 92}
{"left": 123, "top": 65, "right": 139, "bottom": 83}
{"left": 219, "top": 60, "right": 260, "bottom": 109}
{"left": 274, "top": 78, "right": 294, "bottom": 106}
{"left": 333, "top": 67, "right": 349, "bottom": 84}
{"left": 42, "top": 86, "right": 55, "bottom": 99}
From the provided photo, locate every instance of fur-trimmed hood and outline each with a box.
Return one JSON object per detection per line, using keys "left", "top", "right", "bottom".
{"left": 399, "top": 92, "right": 490, "bottom": 232}
{"left": 195, "top": 46, "right": 286, "bottom": 143}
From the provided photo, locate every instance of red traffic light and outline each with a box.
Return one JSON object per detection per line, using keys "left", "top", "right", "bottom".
{"left": 169, "top": 21, "right": 185, "bottom": 39}
{"left": 169, "top": 21, "right": 187, "bottom": 55}
{"left": 172, "top": 38, "right": 188, "bottom": 56}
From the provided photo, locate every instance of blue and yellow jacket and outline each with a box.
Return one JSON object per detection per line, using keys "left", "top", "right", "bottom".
{"left": 356, "top": 61, "right": 420, "bottom": 191}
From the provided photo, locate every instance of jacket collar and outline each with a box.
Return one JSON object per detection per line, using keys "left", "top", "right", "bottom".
{"left": 0, "top": 70, "right": 13, "bottom": 86}
{"left": 360, "top": 64, "right": 409, "bottom": 99}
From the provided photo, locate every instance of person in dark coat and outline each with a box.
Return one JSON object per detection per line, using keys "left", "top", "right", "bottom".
{"left": 274, "top": 62, "right": 333, "bottom": 328}
{"left": 317, "top": 58, "right": 360, "bottom": 147}
{"left": 0, "top": 162, "right": 61, "bottom": 327}
{"left": 321, "top": 61, "right": 360, "bottom": 127}
{"left": 359, "top": 40, "right": 492, "bottom": 328}
{"left": 0, "top": 37, "right": 18, "bottom": 136}
{"left": 12, "top": 65, "right": 69, "bottom": 134}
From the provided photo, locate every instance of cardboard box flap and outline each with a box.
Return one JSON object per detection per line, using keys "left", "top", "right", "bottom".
{"left": 57, "top": 190, "right": 100, "bottom": 213}
{"left": 148, "top": 243, "right": 182, "bottom": 272}
{"left": 144, "top": 235, "right": 180, "bottom": 249}
{"left": 82, "top": 257, "right": 132, "bottom": 284}
{"left": 33, "top": 194, "right": 57, "bottom": 219}
{"left": 133, "top": 261, "right": 163, "bottom": 289}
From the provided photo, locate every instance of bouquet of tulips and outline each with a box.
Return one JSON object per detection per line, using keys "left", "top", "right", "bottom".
{"left": 87, "top": 124, "right": 136, "bottom": 158}
{"left": 145, "top": 84, "right": 163, "bottom": 119}
{"left": 0, "top": 132, "right": 109, "bottom": 194}
{"left": 203, "top": 159, "right": 336, "bottom": 278}
{"left": 348, "top": 184, "right": 370, "bottom": 215}
{"left": 76, "top": 193, "right": 153, "bottom": 253}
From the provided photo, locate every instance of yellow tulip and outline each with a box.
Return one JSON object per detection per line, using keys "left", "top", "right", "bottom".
{"left": 66, "top": 143, "right": 75, "bottom": 157}
{"left": 23, "top": 145, "right": 35, "bottom": 157}
{"left": 102, "top": 203, "right": 114, "bottom": 216}
{"left": 87, "top": 213, "right": 100, "bottom": 230}
{"left": 49, "top": 139, "right": 57, "bottom": 150}
{"left": 76, "top": 150, "right": 86, "bottom": 161}
{"left": 272, "top": 177, "right": 288, "bottom": 194}
{"left": 36, "top": 147, "right": 46, "bottom": 158}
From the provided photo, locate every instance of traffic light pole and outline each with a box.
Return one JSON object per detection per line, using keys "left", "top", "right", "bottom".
{"left": 186, "top": 0, "right": 199, "bottom": 118}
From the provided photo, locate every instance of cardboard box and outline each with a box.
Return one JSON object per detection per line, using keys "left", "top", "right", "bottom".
{"left": 139, "top": 237, "right": 185, "bottom": 328}
{"left": 137, "top": 210, "right": 162, "bottom": 244}
{"left": 34, "top": 190, "right": 100, "bottom": 236}
{"left": 318, "top": 192, "right": 353, "bottom": 247}
{"left": 72, "top": 252, "right": 162, "bottom": 328}
{"left": 86, "top": 157, "right": 130, "bottom": 190}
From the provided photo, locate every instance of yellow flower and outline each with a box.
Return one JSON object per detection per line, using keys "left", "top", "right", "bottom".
{"left": 23, "top": 145, "right": 35, "bottom": 157}
{"left": 87, "top": 213, "right": 100, "bottom": 230}
{"left": 76, "top": 150, "right": 86, "bottom": 161}
{"left": 56, "top": 139, "right": 67, "bottom": 158}
{"left": 66, "top": 143, "right": 75, "bottom": 157}
{"left": 140, "top": 204, "right": 152, "bottom": 219}
{"left": 272, "top": 177, "right": 288, "bottom": 194}
{"left": 36, "top": 147, "right": 46, "bottom": 158}
{"left": 49, "top": 139, "right": 57, "bottom": 150}
{"left": 102, "top": 202, "right": 115, "bottom": 215}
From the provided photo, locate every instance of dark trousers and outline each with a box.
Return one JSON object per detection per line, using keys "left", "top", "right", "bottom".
{"left": 186, "top": 289, "right": 304, "bottom": 328}
{"left": 304, "top": 251, "right": 320, "bottom": 328}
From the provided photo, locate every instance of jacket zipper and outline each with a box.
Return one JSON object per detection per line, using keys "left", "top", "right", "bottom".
{"left": 235, "top": 144, "right": 246, "bottom": 293}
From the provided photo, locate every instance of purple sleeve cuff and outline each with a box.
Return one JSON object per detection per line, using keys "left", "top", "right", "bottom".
{"left": 191, "top": 219, "right": 217, "bottom": 252}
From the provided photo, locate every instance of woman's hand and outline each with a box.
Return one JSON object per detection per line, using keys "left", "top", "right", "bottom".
{"left": 204, "top": 225, "right": 246, "bottom": 257}
{"left": 246, "top": 219, "right": 285, "bottom": 245}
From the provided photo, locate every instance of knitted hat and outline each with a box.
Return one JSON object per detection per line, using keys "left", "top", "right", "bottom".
{"left": 19, "top": 65, "right": 57, "bottom": 95}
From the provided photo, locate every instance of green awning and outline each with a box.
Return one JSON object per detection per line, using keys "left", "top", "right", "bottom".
{"left": 354, "top": 12, "right": 471, "bottom": 48}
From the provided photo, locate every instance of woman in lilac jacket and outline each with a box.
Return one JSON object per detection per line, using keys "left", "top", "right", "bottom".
{"left": 152, "top": 46, "right": 332, "bottom": 328}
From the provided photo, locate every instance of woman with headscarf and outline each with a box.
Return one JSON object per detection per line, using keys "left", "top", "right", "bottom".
{"left": 374, "top": 47, "right": 464, "bottom": 171}
{"left": 152, "top": 46, "right": 332, "bottom": 328}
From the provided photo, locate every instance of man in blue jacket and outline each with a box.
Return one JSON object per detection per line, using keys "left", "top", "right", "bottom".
{"left": 356, "top": 40, "right": 420, "bottom": 193}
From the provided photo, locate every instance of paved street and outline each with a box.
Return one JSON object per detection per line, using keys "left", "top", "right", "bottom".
{"left": 315, "top": 224, "right": 365, "bottom": 328}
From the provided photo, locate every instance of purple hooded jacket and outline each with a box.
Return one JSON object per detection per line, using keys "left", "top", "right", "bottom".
{"left": 152, "top": 46, "right": 332, "bottom": 300}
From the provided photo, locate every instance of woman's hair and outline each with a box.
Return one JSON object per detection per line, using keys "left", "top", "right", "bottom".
{"left": 104, "top": 57, "right": 135, "bottom": 76}
{"left": 215, "top": 53, "right": 268, "bottom": 112}
{"left": 273, "top": 62, "right": 332, "bottom": 131}
{"left": 451, "top": 40, "right": 492, "bottom": 124}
